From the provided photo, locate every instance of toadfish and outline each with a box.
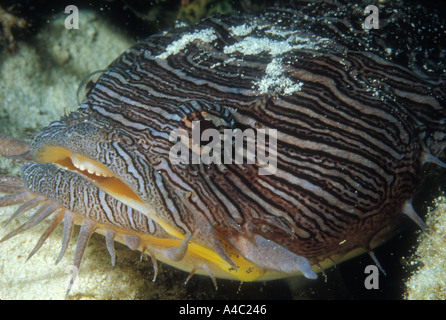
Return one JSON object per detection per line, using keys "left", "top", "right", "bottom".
{"left": 0, "top": 0, "right": 445, "bottom": 297}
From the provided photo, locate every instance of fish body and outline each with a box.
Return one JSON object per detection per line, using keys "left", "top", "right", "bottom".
{"left": 1, "top": 0, "right": 445, "bottom": 292}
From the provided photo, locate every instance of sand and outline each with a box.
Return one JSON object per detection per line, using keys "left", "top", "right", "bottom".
{"left": 405, "top": 196, "right": 446, "bottom": 300}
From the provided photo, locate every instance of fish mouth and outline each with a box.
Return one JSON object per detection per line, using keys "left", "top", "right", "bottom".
{"left": 34, "top": 145, "right": 143, "bottom": 206}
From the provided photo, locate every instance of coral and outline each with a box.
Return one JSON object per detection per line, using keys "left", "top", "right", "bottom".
{"left": 0, "top": 5, "right": 27, "bottom": 52}
{"left": 405, "top": 195, "right": 446, "bottom": 300}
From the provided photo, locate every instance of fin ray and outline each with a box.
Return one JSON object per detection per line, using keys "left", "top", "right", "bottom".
{"left": 27, "top": 209, "right": 64, "bottom": 261}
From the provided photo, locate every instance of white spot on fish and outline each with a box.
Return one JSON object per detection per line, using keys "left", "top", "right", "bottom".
{"left": 156, "top": 28, "right": 217, "bottom": 59}
{"left": 255, "top": 58, "right": 303, "bottom": 96}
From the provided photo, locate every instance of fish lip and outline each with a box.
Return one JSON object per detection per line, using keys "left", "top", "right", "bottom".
{"left": 28, "top": 109, "right": 145, "bottom": 206}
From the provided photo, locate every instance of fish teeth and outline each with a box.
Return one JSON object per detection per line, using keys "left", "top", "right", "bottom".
{"left": 70, "top": 153, "right": 114, "bottom": 178}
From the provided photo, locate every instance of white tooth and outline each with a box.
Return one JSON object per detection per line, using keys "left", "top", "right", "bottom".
{"left": 70, "top": 153, "right": 114, "bottom": 178}
{"left": 72, "top": 160, "right": 80, "bottom": 170}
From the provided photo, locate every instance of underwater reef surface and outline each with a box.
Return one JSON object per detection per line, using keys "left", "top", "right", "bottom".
{"left": 405, "top": 196, "right": 446, "bottom": 300}
{"left": 0, "top": 4, "right": 445, "bottom": 300}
